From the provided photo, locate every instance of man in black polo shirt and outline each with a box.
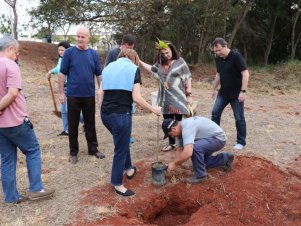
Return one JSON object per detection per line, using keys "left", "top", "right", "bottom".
{"left": 211, "top": 37, "right": 250, "bottom": 150}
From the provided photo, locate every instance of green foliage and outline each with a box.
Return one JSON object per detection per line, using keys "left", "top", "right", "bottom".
{"left": 155, "top": 38, "right": 169, "bottom": 50}
{"left": 0, "top": 14, "right": 11, "bottom": 35}
{"left": 27, "top": 0, "right": 301, "bottom": 65}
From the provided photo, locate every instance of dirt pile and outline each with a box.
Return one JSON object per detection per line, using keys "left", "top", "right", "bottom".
{"left": 76, "top": 156, "right": 301, "bottom": 225}
{"left": 19, "top": 41, "right": 58, "bottom": 62}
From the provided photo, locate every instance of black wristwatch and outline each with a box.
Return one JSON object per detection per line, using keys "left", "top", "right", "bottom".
{"left": 241, "top": 90, "right": 246, "bottom": 93}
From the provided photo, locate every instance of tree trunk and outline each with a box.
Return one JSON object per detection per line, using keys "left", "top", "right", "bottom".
{"left": 197, "top": 0, "right": 211, "bottom": 63}
{"left": 243, "top": 42, "right": 247, "bottom": 63}
{"left": 264, "top": 15, "right": 277, "bottom": 66}
{"left": 291, "top": 0, "right": 301, "bottom": 60}
{"left": 4, "top": 0, "right": 18, "bottom": 40}
{"left": 228, "top": 0, "right": 253, "bottom": 47}
{"left": 12, "top": 5, "right": 18, "bottom": 39}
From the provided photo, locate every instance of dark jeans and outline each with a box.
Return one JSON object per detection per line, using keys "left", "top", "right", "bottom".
{"left": 67, "top": 96, "right": 98, "bottom": 156}
{"left": 192, "top": 137, "right": 228, "bottom": 178}
{"left": 163, "top": 114, "right": 183, "bottom": 145}
{"left": 101, "top": 112, "right": 132, "bottom": 186}
{"left": 211, "top": 94, "right": 246, "bottom": 145}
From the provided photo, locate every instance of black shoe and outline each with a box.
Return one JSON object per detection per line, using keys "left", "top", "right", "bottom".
{"left": 223, "top": 153, "right": 235, "bottom": 172}
{"left": 58, "top": 131, "right": 69, "bottom": 136}
{"left": 126, "top": 166, "right": 137, "bottom": 180}
{"left": 185, "top": 176, "right": 207, "bottom": 184}
{"left": 92, "top": 151, "right": 105, "bottom": 159}
{"left": 69, "top": 155, "right": 78, "bottom": 164}
{"left": 114, "top": 188, "right": 135, "bottom": 197}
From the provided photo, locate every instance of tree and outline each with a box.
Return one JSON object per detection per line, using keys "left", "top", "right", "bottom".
{"left": 29, "top": 0, "right": 82, "bottom": 39}
{"left": 4, "top": 0, "right": 18, "bottom": 39}
{"left": 291, "top": 0, "right": 301, "bottom": 59}
{"left": 227, "top": 0, "right": 254, "bottom": 47}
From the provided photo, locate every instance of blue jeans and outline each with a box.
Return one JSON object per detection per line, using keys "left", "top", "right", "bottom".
{"left": 211, "top": 94, "right": 246, "bottom": 145}
{"left": 0, "top": 120, "right": 43, "bottom": 203}
{"left": 101, "top": 112, "right": 132, "bottom": 186}
{"left": 192, "top": 137, "right": 228, "bottom": 178}
{"left": 61, "top": 101, "right": 68, "bottom": 132}
{"left": 61, "top": 101, "right": 84, "bottom": 133}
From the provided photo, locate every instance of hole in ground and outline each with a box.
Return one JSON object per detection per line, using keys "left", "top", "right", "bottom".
{"left": 147, "top": 199, "right": 200, "bottom": 226}
{"left": 140, "top": 189, "right": 207, "bottom": 226}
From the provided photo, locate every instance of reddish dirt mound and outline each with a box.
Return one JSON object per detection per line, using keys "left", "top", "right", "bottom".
{"left": 74, "top": 156, "right": 301, "bottom": 225}
{"left": 19, "top": 41, "right": 58, "bottom": 62}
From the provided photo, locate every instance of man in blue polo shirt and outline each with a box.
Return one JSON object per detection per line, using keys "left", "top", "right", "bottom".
{"left": 211, "top": 37, "right": 250, "bottom": 150}
{"left": 59, "top": 27, "right": 105, "bottom": 164}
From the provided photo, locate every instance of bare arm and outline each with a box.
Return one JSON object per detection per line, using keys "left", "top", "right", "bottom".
{"left": 0, "top": 87, "right": 19, "bottom": 112}
{"left": 132, "top": 83, "right": 161, "bottom": 115}
{"left": 167, "top": 144, "right": 193, "bottom": 172}
{"left": 212, "top": 73, "right": 220, "bottom": 99}
{"left": 96, "top": 75, "right": 101, "bottom": 89}
{"left": 238, "top": 69, "right": 250, "bottom": 102}
{"left": 139, "top": 60, "right": 152, "bottom": 73}
{"left": 97, "top": 84, "right": 104, "bottom": 109}
{"left": 58, "top": 72, "right": 66, "bottom": 104}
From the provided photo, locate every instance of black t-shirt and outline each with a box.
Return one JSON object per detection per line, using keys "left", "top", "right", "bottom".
{"left": 215, "top": 50, "right": 247, "bottom": 100}
{"left": 101, "top": 68, "right": 142, "bottom": 114}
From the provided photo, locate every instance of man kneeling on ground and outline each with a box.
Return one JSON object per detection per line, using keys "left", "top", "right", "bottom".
{"left": 162, "top": 116, "right": 234, "bottom": 184}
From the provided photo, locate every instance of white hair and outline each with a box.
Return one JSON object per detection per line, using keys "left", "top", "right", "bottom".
{"left": 0, "top": 35, "right": 18, "bottom": 52}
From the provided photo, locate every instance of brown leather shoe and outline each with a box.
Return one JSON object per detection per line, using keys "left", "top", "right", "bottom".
{"left": 14, "top": 195, "right": 29, "bottom": 204}
{"left": 28, "top": 189, "right": 55, "bottom": 201}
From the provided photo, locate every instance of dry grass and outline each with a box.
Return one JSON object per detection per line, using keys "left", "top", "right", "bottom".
{"left": 0, "top": 55, "right": 300, "bottom": 225}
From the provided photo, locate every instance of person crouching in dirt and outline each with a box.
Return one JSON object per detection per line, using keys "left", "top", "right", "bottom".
{"left": 98, "top": 49, "right": 161, "bottom": 196}
{"left": 0, "top": 36, "right": 55, "bottom": 203}
{"left": 162, "top": 116, "right": 234, "bottom": 184}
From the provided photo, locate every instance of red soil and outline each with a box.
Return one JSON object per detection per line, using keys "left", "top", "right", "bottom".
{"left": 74, "top": 156, "right": 301, "bottom": 226}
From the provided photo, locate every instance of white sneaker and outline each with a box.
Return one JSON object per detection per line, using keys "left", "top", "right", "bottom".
{"left": 233, "top": 143, "right": 244, "bottom": 150}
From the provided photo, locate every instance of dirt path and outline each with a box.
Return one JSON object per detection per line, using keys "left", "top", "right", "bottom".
{"left": 0, "top": 42, "right": 300, "bottom": 225}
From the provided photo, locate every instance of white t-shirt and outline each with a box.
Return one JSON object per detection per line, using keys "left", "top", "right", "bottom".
{"left": 178, "top": 116, "right": 226, "bottom": 147}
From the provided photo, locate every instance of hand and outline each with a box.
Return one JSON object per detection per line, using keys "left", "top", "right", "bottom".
{"left": 59, "top": 93, "right": 66, "bottom": 104}
{"left": 187, "top": 96, "right": 193, "bottom": 105}
{"left": 212, "top": 90, "right": 217, "bottom": 99}
{"left": 152, "top": 106, "right": 161, "bottom": 116}
{"left": 46, "top": 72, "right": 51, "bottom": 80}
{"left": 167, "top": 162, "right": 176, "bottom": 172}
{"left": 238, "top": 92, "right": 245, "bottom": 102}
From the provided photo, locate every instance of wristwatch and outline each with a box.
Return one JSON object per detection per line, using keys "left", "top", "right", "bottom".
{"left": 241, "top": 90, "right": 246, "bottom": 93}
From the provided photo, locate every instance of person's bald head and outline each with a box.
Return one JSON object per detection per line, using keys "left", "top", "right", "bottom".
{"left": 76, "top": 27, "right": 90, "bottom": 50}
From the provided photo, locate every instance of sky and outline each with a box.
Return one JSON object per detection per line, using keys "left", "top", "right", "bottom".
{"left": 0, "top": 0, "right": 79, "bottom": 37}
{"left": 0, "top": 0, "right": 39, "bottom": 36}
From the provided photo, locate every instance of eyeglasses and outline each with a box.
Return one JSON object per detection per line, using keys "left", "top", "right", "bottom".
{"left": 213, "top": 47, "right": 224, "bottom": 53}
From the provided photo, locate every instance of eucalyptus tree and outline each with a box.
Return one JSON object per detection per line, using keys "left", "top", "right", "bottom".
{"left": 3, "top": 0, "right": 18, "bottom": 39}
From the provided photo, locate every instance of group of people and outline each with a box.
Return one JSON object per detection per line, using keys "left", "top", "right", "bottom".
{"left": 0, "top": 25, "right": 249, "bottom": 202}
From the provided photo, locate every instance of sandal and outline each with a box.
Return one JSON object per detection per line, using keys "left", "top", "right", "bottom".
{"left": 161, "top": 144, "right": 176, "bottom": 152}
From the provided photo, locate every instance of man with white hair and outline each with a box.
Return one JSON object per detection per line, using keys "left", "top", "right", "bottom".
{"left": 59, "top": 27, "right": 105, "bottom": 164}
{"left": 0, "top": 36, "right": 54, "bottom": 203}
